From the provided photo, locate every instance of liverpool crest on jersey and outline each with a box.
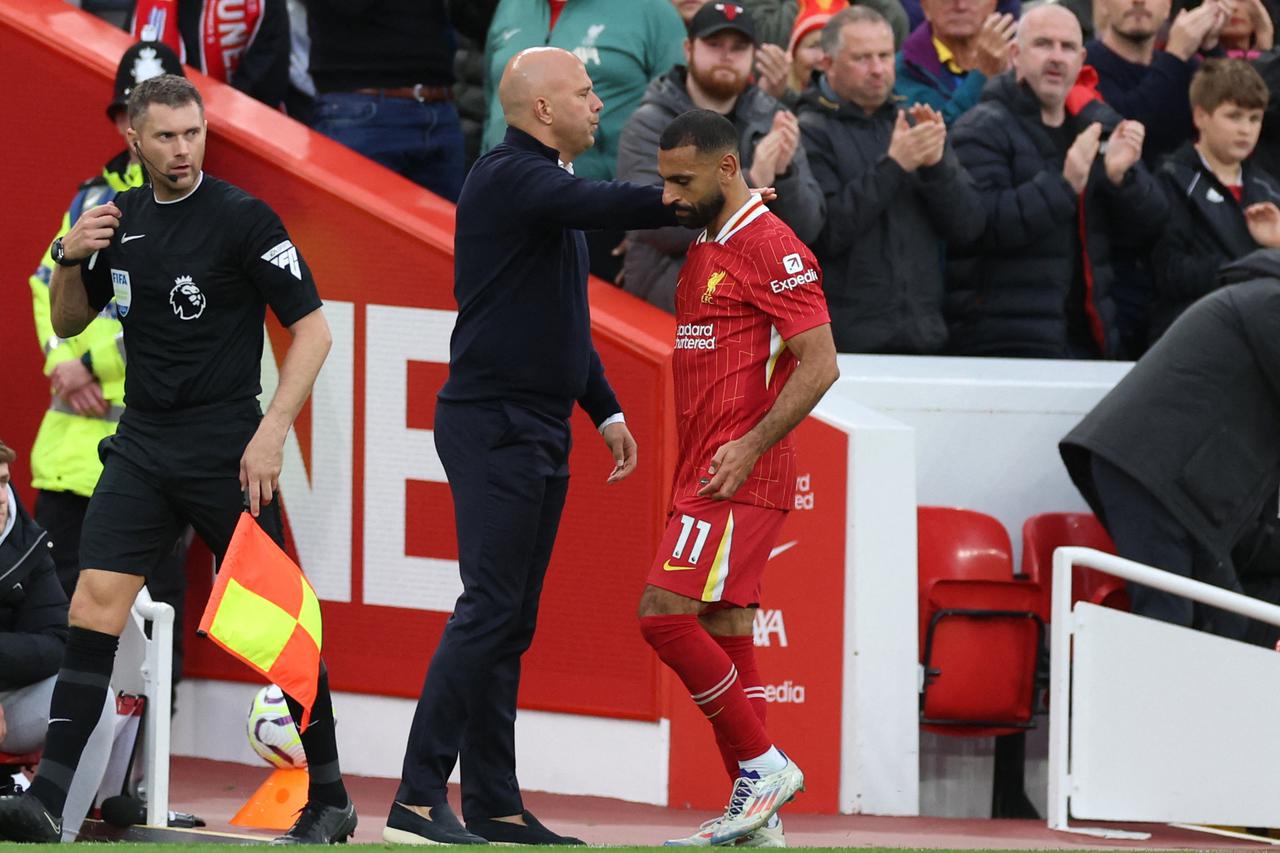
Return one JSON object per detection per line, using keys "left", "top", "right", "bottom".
{"left": 703, "top": 270, "right": 727, "bottom": 304}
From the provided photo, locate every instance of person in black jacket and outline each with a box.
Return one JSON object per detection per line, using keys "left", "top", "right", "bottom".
{"left": 947, "top": 4, "right": 1168, "bottom": 358}
{"left": 0, "top": 441, "right": 112, "bottom": 840}
{"left": 383, "top": 47, "right": 679, "bottom": 847}
{"left": 799, "top": 6, "right": 985, "bottom": 353}
{"left": 1061, "top": 250, "right": 1280, "bottom": 639}
{"left": 1150, "top": 58, "right": 1280, "bottom": 341}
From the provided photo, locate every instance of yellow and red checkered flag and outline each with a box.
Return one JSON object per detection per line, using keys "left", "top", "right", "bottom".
{"left": 198, "top": 513, "right": 322, "bottom": 731}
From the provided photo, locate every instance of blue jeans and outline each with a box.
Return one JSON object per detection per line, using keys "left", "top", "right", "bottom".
{"left": 312, "top": 92, "right": 465, "bottom": 202}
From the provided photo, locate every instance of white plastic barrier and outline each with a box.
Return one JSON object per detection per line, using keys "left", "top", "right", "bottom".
{"left": 1048, "top": 546, "right": 1280, "bottom": 838}
{"left": 114, "top": 588, "right": 174, "bottom": 827}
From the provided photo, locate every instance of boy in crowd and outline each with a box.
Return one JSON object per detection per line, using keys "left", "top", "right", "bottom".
{"left": 1149, "top": 58, "right": 1280, "bottom": 341}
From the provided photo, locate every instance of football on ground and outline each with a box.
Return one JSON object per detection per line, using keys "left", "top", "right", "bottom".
{"left": 246, "top": 684, "right": 306, "bottom": 769}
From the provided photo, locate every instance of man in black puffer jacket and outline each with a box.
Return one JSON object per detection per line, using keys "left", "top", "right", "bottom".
{"left": 0, "top": 441, "right": 111, "bottom": 840}
{"left": 946, "top": 4, "right": 1167, "bottom": 359}
{"left": 799, "top": 6, "right": 985, "bottom": 354}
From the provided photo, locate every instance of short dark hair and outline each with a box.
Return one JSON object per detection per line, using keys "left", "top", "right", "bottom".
{"left": 127, "top": 74, "right": 204, "bottom": 127}
{"left": 0, "top": 440, "right": 14, "bottom": 465}
{"left": 1190, "top": 58, "right": 1269, "bottom": 114}
{"left": 659, "top": 109, "right": 739, "bottom": 156}
{"left": 821, "top": 6, "right": 891, "bottom": 56}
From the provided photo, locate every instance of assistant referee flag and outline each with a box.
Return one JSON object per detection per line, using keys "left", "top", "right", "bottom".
{"left": 198, "top": 513, "right": 322, "bottom": 730}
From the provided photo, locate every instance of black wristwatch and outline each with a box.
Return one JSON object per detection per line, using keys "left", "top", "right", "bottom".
{"left": 50, "top": 237, "right": 80, "bottom": 268}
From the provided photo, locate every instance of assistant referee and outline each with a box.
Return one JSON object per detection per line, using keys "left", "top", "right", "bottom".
{"left": 0, "top": 75, "right": 353, "bottom": 844}
{"left": 382, "top": 47, "right": 680, "bottom": 846}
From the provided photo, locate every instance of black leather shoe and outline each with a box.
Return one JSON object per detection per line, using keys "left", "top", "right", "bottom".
{"left": 467, "top": 810, "right": 585, "bottom": 845}
{"left": 0, "top": 793, "right": 62, "bottom": 843}
{"left": 271, "top": 798, "right": 357, "bottom": 845}
{"left": 382, "top": 801, "right": 487, "bottom": 845}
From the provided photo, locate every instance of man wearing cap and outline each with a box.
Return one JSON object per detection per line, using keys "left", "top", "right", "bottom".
{"left": 616, "top": 1, "right": 824, "bottom": 312}
{"left": 28, "top": 41, "right": 192, "bottom": 662}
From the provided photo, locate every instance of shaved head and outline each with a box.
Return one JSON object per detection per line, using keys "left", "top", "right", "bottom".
{"left": 1012, "top": 3, "right": 1085, "bottom": 119}
{"left": 497, "top": 47, "right": 603, "bottom": 162}
{"left": 1017, "top": 3, "right": 1082, "bottom": 46}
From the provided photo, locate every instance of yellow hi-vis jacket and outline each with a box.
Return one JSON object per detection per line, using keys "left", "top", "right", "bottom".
{"left": 29, "top": 155, "right": 143, "bottom": 498}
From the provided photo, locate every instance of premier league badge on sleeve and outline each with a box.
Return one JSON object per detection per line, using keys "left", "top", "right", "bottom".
{"left": 111, "top": 269, "right": 132, "bottom": 317}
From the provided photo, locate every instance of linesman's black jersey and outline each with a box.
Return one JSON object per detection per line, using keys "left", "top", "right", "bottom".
{"left": 83, "top": 173, "right": 322, "bottom": 413}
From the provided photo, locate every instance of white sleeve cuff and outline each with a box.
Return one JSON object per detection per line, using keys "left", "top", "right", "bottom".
{"left": 598, "top": 412, "right": 626, "bottom": 433}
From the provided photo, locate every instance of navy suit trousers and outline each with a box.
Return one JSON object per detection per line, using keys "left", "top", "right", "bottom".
{"left": 396, "top": 400, "right": 571, "bottom": 819}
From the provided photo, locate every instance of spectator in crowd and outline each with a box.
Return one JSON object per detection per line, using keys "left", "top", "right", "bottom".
{"left": 131, "top": 0, "right": 290, "bottom": 108}
{"left": 1060, "top": 251, "right": 1280, "bottom": 640}
{"left": 1150, "top": 59, "right": 1280, "bottom": 340}
{"left": 616, "top": 2, "right": 825, "bottom": 311}
{"left": 0, "top": 441, "right": 113, "bottom": 841}
{"left": 30, "top": 40, "right": 191, "bottom": 685}
{"left": 448, "top": 0, "right": 501, "bottom": 167}
{"left": 1085, "top": 0, "right": 1230, "bottom": 165}
{"left": 482, "top": 0, "right": 687, "bottom": 280}
{"left": 780, "top": 0, "right": 849, "bottom": 107}
{"left": 1219, "top": 0, "right": 1274, "bottom": 56}
{"left": 946, "top": 4, "right": 1167, "bottom": 358}
{"left": 753, "top": 1, "right": 911, "bottom": 106}
{"left": 900, "top": 0, "right": 1020, "bottom": 39}
{"left": 895, "top": 0, "right": 1017, "bottom": 124}
{"left": 799, "top": 7, "right": 984, "bottom": 352}
{"left": 305, "top": 0, "right": 465, "bottom": 203}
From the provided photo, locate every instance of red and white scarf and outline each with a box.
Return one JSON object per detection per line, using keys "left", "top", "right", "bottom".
{"left": 132, "top": 0, "right": 263, "bottom": 84}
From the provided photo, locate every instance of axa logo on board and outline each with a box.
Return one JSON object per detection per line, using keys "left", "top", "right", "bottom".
{"left": 751, "top": 613, "right": 807, "bottom": 703}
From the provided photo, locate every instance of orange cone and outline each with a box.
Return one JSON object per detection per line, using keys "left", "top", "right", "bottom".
{"left": 230, "top": 768, "right": 310, "bottom": 830}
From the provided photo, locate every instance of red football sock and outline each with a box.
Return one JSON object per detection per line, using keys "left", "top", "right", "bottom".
{"left": 712, "top": 634, "right": 768, "bottom": 781}
{"left": 640, "top": 615, "right": 772, "bottom": 764}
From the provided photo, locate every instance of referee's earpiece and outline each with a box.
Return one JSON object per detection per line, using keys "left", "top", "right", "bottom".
{"left": 133, "top": 141, "right": 180, "bottom": 184}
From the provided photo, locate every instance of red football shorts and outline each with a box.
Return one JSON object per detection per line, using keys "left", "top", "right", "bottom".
{"left": 646, "top": 496, "right": 788, "bottom": 607}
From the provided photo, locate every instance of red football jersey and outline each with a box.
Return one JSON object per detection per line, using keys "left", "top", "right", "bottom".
{"left": 671, "top": 195, "right": 830, "bottom": 510}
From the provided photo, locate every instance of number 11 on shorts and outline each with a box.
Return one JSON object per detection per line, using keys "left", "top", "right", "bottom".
{"left": 673, "top": 514, "right": 712, "bottom": 564}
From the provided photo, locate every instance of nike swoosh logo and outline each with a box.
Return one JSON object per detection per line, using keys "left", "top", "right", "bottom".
{"left": 121, "top": 234, "right": 146, "bottom": 243}
{"left": 662, "top": 559, "right": 699, "bottom": 572}
{"left": 768, "top": 540, "right": 798, "bottom": 560}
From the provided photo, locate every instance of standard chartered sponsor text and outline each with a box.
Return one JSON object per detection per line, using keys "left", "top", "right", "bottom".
{"left": 675, "top": 322, "right": 716, "bottom": 350}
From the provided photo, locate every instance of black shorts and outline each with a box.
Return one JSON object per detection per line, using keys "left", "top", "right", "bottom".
{"left": 80, "top": 400, "right": 283, "bottom": 576}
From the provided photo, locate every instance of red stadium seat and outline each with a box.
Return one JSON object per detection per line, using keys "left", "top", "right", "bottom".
{"left": 1020, "top": 512, "right": 1131, "bottom": 622}
{"left": 917, "top": 507, "right": 1041, "bottom": 738}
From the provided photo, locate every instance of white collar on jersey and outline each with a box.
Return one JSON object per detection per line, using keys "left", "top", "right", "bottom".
{"left": 558, "top": 159, "right": 575, "bottom": 175}
{"left": 154, "top": 170, "right": 205, "bottom": 205}
{"left": 696, "top": 193, "right": 768, "bottom": 246}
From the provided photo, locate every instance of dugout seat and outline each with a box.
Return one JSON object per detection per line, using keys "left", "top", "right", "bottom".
{"left": 917, "top": 507, "right": 1041, "bottom": 736}
{"left": 1020, "top": 512, "right": 1131, "bottom": 623}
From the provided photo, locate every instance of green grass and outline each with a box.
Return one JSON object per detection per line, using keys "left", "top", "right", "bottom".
{"left": 13, "top": 848, "right": 1209, "bottom": 852}
{"left": 2, "top": 840, "right": 1208, "bottom": 845}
